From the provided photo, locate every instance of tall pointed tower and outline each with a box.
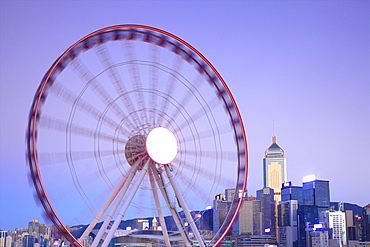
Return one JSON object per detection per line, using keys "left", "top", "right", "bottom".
{"left": 152, "top": 216, "right": 158, "bottom": 230}
{"left": 263, "top": 135, "right": 287, "bottom": 202}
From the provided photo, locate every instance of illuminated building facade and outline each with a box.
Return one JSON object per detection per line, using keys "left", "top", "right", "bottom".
{"left": 238, "top": 200, "right": 262, "bottom": 235}
{"left": 281, "top": 181, "right": 303, "bottom": 205}
{"left": 302, "top": 178, "right": 330, "bottom": 212}
{"left": 263, "top": 136, "right": 286, "bottom": 202}
{"left": 278, "top": 200, "right": 299, "bottom": 247}
{"left": 326, "top": 210, "right": 347, "bottom": 246}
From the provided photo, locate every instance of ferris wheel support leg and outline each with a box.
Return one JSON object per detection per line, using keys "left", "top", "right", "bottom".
{"left": 90, "top": 160, "right": 141, "bottom": 247}
{"left": 101, "top": 159, "right": 150, "bottom": 247}
{"left": 149, "top": 166, "right": 171, "bottom": 247}
{"left": 164, "top": 165, "right": 206, "bottom": 247}
{"left": 152, "top": 166, "right": 192, "bottom": 247}
{"left": 78, "top": 172, "right": 129, "bottom": 244}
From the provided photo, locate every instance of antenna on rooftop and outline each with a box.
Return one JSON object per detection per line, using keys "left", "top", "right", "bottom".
{"left": 272, "top": 120, "right": 276, "bottom": 143}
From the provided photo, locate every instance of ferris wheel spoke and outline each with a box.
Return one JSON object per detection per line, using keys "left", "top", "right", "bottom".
{"left": 156, "top": 55, "right": 183, "bottom": 126}
{"left": 67, "top": 166, "right": 96, "bottom": 217}
{"left": 49, "top": 82, "right": 131, "bottom": 137}
{"left": 38, "top": 150, "right": 113, "bottom": 166}
{"left": 101, "top": 159, "right": 150, "bottom": 247}
{"left": 180, "top": 160, "right": 235, "bottom": 189}
{"left": 175, "top": 170, "right": 214, "bottom": 206}
{"left": 94, "top": 44, "right": 141, "bottom": 131}
{"left": 69, "top": 58, "right": 137, "bottom": 131}
{"left": 164, "top": 165, "right": 205, "bottom": 247}
{"left": 148, "top": 166, "right": 171, "bottom": 247}
{"left": 174, "top": 96, "right": 222, "bottom": 133}
{"left": 168, "top": 74, "right": 205, "bottom": 123}
{"left": 148, "top": 45, "right": 160, "bottom": 125}
{"left": 39, "top": 115, "right": 125, "bottom": 144}
{"left": 90, "top": 158, "right": 144, "bottom": 247}
{"left": 181, "top": 123, "right": 232, "bottom": 144}
{"left": 122, "top": 41, "right": 148, "bottom": 129}
{"left": 177, "top": 149, "right": 236, "bottom": 162}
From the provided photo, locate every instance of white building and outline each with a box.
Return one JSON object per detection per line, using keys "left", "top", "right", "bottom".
{"left": 320, "top": 210, "right": 347, "bottom": 246}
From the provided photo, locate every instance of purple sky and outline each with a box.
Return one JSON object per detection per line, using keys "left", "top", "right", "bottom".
{"left": 1, "top": 1, "right": 369, "bottom": 231}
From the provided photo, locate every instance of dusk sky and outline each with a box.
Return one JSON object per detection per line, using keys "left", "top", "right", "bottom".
{"left": 1, "top": 1, "right": 369, "bottom": 231}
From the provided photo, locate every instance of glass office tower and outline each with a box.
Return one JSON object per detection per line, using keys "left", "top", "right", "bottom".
{"left": 263, "top": 136, "right": 287, "bottom": 202}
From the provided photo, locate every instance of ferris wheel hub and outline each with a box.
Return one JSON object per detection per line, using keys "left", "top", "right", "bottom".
{"left": 124, "top": 135, "right": 146, "bottom": 166}
{"left": 146, "top": 127, "right": 178, "bottom": 165}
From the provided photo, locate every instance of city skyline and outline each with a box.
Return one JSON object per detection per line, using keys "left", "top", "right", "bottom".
{"left": 1, "top": 1, "right": 370, "bottom": 232}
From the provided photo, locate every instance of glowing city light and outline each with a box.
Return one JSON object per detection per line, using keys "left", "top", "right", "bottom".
{"left": 146, "top": 127, "right": 178, "bottom": 165}
{"left": 302, "top": 174, "right": 316, "bottom": 183}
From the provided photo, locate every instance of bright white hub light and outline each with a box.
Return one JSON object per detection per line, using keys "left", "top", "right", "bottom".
{"left": 146, "top": 127, "right": 178, "bottom": 165}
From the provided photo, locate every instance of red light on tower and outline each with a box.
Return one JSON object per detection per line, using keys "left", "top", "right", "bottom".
{"left": 195, "top": 214, "right": 202, "bottom": 218}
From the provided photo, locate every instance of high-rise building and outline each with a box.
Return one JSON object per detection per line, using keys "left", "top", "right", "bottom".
{"left": 297, "top": 205, "right": 320, "bottom": 247}
{"left": 257, "top": 187, "right": 276, "bottom": 239}
{"left": 22, "top": 235, "right": 34, "bottom": 247}
{"left": 213, "top": 192, "right": 231, "bottom": 233}
{"left": 28, "top": 220, "right": 40, "bottom": 237}
{"left": 5, "top": 236, "right": 11, "bottom": 247}
{"left": 0, "top": 231, "right": 7, "bottom": 247}
{"left": 302, "top": 178, "right": 330, "bottom": 211}
{"left": 238, "top": 200, "right": 262, "bottom": 235}
{"left": 321, "top": 210, "right": 347, "bottom": 246}
{"left": 305, "top": 222, "right": 331, "bottom": 247}
{"left": 281, "top": 181, "right": 303, "bottom": 205}
{"left": 263, "top": 136, "right": 287, "bottom": 202}
{"left": 278, "top": 200, "right": 299, "bottom": 247}
{"left": 355, "top": 208, "right": 370, "bottom": 242}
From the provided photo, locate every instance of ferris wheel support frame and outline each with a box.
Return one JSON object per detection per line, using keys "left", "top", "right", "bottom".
{"left": 152, "top": 166, "right": 192, "bottom": 247}
{"left": 148, "top": 167, "right": 171, "bottom": 247}
{"left": 88, "top": 159, "right": 142, "bottom": 247}
{"left": 165, "top": 165, "right": 205, "bottom": 247}
{"left": 101, "top": 159, "right": 150, "bottom": 247}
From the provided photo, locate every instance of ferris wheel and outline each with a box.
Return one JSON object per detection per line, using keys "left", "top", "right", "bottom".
{"left": 27, "top": 25, "right": 248, "bottom": 247}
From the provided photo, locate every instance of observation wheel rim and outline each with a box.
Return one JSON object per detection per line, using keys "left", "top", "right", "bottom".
{"left": 26, "top": 24, "right": 248, "bottom": 247}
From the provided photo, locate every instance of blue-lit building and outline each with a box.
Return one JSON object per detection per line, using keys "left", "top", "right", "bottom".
{"left": 263, "top": 136, "right": 287, "bottom": 202}
{"left": 355, "top": 208, "right": 370, "bottom": 242}
{"left": 279, "top": 178, "right": 331, "bottom": 246}
{"left": 278, "top": 200, "right": 299, "bottom": 247}
{"left": 297, "top": 205, "right": 320, "bottom": 246}
{"left": 257, "top": 187, "right": 276, "bottom": 239}
{"left": 302, "top": 179, "right": 330, "bottom": 211}
{"left": 281, "top": 181, "right": 303, "bottom": 205}
{"left": 22, "top": 235, "right": 35, "bottom": 247}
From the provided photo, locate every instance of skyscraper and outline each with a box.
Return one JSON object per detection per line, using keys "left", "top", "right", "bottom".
{"left": 281, "top": 181, "right": 303, "bottom": 205}
{"left": 263, "top": 135, "right": 287, "bottom": 202}
{"left": 213, "top": 192, "right": 230, "bottom": 233}
{"left": 237, "top": 199, "right": 262, "bottom": 235}
{"left": 28, "top": 220, "right": 40, "bottom": 237}
{"left": 278, "top": 200, "right": 299, "bottom": 247}
{"left": 302, "top": 178, "right": 330, "bottom": 211}
{"left": 321, "top": 210, "right": 347, "bottom": 245}
{"left": 257, "top": 187, "right": 276, "bottom": 239}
